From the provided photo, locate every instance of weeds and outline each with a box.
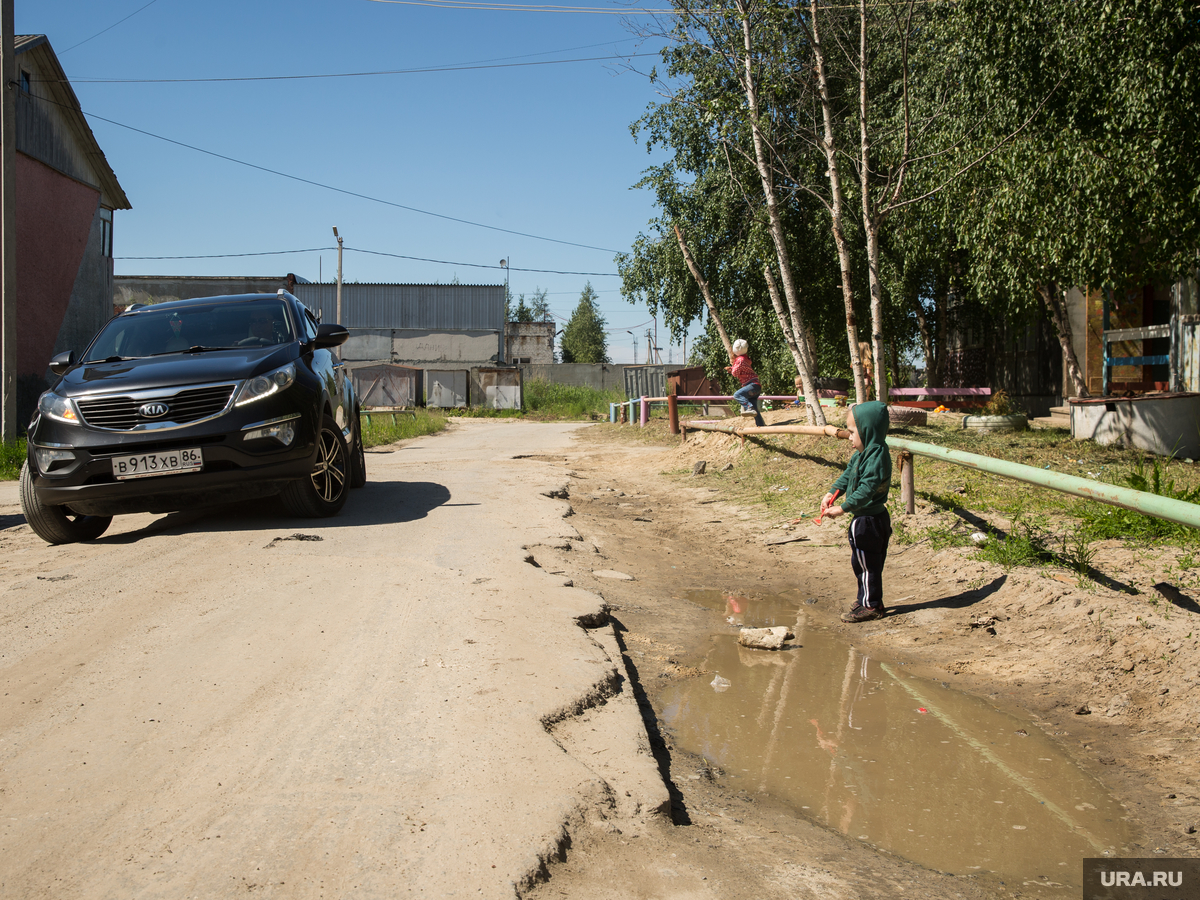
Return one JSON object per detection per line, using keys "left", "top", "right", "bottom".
{"left": 975, "top": 518, "right": 1052, "bottom": 570}
{"left": 0, "top": 438, "right": 24, "bottom": 481}
{"left": 1077, "top": 456, "right": 1200, "bottom": 544}
{"left": 925, "top": 524, "right": 972, "bottom": 551}
{"left": 360, "top": 409, "right": 447, "bottom": 448}
{"left": 1059, "top": 531, "right": 1098, "bottom": 583}
{"left": 523, "top": 379, "right": 623, "bottom": 420}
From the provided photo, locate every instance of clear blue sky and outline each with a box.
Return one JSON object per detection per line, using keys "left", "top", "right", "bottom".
{"left": 20, "top": 0, "right": 699, "bottom": 364}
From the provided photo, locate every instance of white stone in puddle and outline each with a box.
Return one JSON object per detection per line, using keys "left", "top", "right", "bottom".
{"left": 738, "top": 626, "right": 791, "bottom": 650}
{"left": 593, "top": 569, "right": 635, "bottom": 581}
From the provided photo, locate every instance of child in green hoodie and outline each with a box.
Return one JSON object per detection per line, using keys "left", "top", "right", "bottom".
{"left": 819, "top": 401, "right": 893, "bottom": 623}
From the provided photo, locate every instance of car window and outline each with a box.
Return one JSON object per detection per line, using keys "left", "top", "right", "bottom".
{"left": 302, "top": 308, "right": 319, "bottom": 342}
{"left": 85, "top": 299, "right": 297, "bottom": 361}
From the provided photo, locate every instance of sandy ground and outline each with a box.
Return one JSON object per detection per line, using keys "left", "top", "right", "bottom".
{"left": 3, "top": 418, "right": 1197, "bottom": 899}
{"left": 520, "top": 424, "right": 1200, "bottom": 900}
{"left": 0, "top": 420, "right": 667, "bottom": 900}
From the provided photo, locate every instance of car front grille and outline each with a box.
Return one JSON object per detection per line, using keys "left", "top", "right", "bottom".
{"left": 76, "top": 384, "right": 237, "bottom": 431}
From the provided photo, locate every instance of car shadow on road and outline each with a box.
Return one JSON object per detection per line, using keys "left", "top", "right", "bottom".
{"left": 0, "top": 513, "right": 26, "bottom": 530}
{"left": 886, "top": 573, "right": 1007, "bottom": 617}
{"left": 100, "top": 479, "right": 453, "bottom": 542}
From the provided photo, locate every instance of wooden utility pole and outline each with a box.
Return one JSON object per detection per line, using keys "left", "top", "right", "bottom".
{"left": 1, "top": 0, "right": 16, "bottom": 440}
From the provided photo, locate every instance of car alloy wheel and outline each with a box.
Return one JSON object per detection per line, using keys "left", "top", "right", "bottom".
{"left": 280, "top": 415, "right": 349, "bottom": 517}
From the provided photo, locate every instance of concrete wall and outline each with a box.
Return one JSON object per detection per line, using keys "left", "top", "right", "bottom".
{"left": 519, "top": 363, "right": 629, "bottom": 393}
{"left": 505, "top": 322, "right": 555, "bottom": 364}
{"left": 340, "top": 328, "right": 503, "bottom": 369}
{"left": 115, "top": 276, "right": 289, "bottom": 308}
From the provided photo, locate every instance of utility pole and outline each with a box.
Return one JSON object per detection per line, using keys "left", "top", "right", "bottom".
{"left": 1, "top": 0, "right": 16, "bottom": 441}
{"left": 332, "top": 226, "right": 343, "bottom": 325}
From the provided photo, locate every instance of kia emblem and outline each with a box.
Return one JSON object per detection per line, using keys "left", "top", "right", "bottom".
{"left": 139, "top": 402, "right": 170, "bottom": 418}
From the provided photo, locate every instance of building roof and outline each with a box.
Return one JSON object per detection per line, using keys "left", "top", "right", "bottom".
{"left": 15, "top": 34, "right": 131, "bottom": 210}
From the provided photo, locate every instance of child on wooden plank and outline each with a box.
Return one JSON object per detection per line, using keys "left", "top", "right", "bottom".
{"left": 724, "top": 339, "right": 765, "bottom": 427}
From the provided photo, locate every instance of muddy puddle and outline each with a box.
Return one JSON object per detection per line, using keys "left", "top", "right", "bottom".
{"left": 658, "top": 589, "right": 1138, "bottom": 893}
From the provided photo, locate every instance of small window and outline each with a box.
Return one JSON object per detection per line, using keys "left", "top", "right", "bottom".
{"left": 302, "top": 309, "right": 320, "bottom": 342}
{"left": 99, "top": 208, "right": 113, "bottom": 258}
{"left": 19, "top": 70, "right": 30, "bottom": 93}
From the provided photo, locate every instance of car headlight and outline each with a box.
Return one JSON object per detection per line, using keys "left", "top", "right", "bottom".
{"left": 38, "top": 391, "right": 81, "bottom": 424}
{"left": 234, "top": 363, "right": 296, "bottom": 406}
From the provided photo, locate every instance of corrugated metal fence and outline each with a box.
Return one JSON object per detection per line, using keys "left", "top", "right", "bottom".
{"left": 294, "top": 284, "right": 504, "bottom": 331}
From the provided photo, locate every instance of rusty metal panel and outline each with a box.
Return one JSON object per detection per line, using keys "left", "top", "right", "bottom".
{"left": 426, "top": 369, "right": 469, "bottom": 408}
{"left": 667, "top": 365, "right": 720, "bottom": 397}
{"left": 623, "top": 365, "right": 666, "bottom": 399}
{"left": 473, "top": 367, "right": 522, "bottom": 410}
{"left": 351, "top": 364, "right": 422, "bottom": 408}
{"left": 293, "top": 284, "right": 504, "bottom": 331}
{"left": 1178, "top": 317, "right": 1200, "bottom": 393}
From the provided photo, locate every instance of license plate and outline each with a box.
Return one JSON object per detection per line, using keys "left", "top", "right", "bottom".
{"left": 112, "top": 448, "right": 204, "bottom": 480}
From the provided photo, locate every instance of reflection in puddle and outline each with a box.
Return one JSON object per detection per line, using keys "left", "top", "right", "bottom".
{"left": 659, "top": 589, "right": 1136, "bottom": 890}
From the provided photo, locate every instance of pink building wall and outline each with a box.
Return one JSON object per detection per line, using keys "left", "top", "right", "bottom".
{"left": 15, "top": 152, "right": 98, "bottom": 377}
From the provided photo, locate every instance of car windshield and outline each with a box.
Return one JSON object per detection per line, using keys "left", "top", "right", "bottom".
{"left": 85, "top": 299, "right": 296, "bottom": 361}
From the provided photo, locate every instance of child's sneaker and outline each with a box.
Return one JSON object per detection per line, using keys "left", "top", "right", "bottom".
{"left": 740, "top": 408, "right": 757, "bottom": 417}
{"left": 841, "top": 604, "right": 882, "bottom": 623}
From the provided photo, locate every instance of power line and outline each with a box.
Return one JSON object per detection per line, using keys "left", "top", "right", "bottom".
{"left": 65, "top": 102, "right": 622, "bottom": 254}
{"left": 117, "top": 244, "right": 620, "bottom": 277}
{"left": 59, "top": 0, "right": 162, "bottom": 54}
{"left": 65, "top": 52, "right": 657, "bottom": 84}
{"left": 367, "top": 0, "right": 694, "bottom": 12}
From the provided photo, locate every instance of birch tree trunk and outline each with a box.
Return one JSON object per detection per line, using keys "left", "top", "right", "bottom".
{"left": 733, "top": 4, "right": 826, "bottom": 425}
{"left": 673, "top": 223, "right": 735, "bottom": 362}
{"left": 764, "top": 265, "right": 827, "bottom": 425}
{"left": 858, "top": 0, "right": 889, "bottom": 401}
{"left": 808, "top": 0, "right": 867, "bottom": 401}
{"left": 1039, "top": 282, "right": 1090, "bottom": 397}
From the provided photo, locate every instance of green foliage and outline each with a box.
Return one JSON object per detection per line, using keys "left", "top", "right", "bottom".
{"left": 975, "top": 518, "right": 1053, "bottom": 570}
{"left": 980, "top": 390, "right": 1017, "bottom": 416}
{"left": 523, "top": 379, "right": 623, "bottom": 420}
{"left": 360, "top": 410, "right": 447, "bottom": 448}
{"left": 560, "top": 283, "right": 609, "bottom": 364}
{"left": 507, "top": 287, "right": 551, "bottom": 324}
{"left": 932, "top": 0, "right": 1200, "bottom": 304}
{"left": 0, "top": 438, "right": 25, "bottom": 481}
{"left": 1077, "top": 456, "right": 1200, "bottom": 543}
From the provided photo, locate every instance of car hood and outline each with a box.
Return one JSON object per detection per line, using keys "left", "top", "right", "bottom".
{"left": 56, "top": 344, "right": 298, "bottom": 396}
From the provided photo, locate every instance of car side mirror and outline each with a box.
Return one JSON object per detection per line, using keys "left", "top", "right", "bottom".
{"left": 49, "top": 350, "right": 76, "bottom": 376}
{"left": 313, "top": 323, "right": 349, "bottom": 349}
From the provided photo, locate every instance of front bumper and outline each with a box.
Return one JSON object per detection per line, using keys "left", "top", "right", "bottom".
{"left": 27, "top": 400, "right": 321, "bottom": 517}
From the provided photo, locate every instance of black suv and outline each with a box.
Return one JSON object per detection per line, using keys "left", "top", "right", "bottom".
{"left": 20, "top": 291, "right": 367, "bottom": 543}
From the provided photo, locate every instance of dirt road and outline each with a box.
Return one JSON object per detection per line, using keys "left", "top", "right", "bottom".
{"left": 4, "top": 418, "right": 1197, "bottom": 899}
{"left": 0, "top": 420, "right": 667, "bottom": 899}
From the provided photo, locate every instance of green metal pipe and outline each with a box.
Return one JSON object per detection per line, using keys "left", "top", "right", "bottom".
{"left": 888, "top": 436, "right": 1200, "bottom": 530}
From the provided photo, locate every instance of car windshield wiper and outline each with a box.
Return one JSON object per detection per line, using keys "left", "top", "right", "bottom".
{"left": 145, "top": 346, "right": 229, "bottom": 356}
{"left": 87, "top": 355, "right": 139, "bottom": 363}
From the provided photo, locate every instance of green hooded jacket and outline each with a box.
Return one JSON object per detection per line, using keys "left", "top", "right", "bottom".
{"left": 831, "top": 401, "right": 892, "bottom": 517}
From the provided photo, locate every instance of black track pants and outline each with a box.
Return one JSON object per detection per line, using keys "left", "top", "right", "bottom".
{"left": 848, "top": 510, "right": 892, "bottom": 610}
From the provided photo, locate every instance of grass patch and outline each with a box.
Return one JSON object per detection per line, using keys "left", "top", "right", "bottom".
{"left": 1, "top": 438, "right": 25, "bottom": 481}
{"left": 523, "top": 379, "right": 623, "bottom": 420}
{"left": 1075, "top": 456, "right": 1200, "bottom": 544}
{"left": 974, "top": 517, "right": 1053, "bottom": 570}
{"left": 360, "top": 409, "right": 447, "bottom": 448}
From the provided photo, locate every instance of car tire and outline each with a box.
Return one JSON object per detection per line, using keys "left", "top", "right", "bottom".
{"left": 349, "top": 410, "right": 367, "bottom": 489}
{"left": 19, "top": 461, "right": 112, "bottom": 544}
{"left": 280, "top": 414, "right": 350, "bottom": 517}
